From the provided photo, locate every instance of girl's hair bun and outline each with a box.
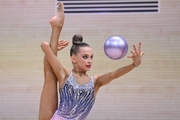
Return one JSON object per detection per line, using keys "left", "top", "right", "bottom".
{"left": 72, "top": 34, "right": 83, "bottom": 45}
{"left": 70, "top": 34, "right": 90, "bottom": 56}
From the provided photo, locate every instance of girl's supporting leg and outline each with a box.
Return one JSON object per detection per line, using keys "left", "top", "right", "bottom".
{"left": 39, "top": 2, "right": 65, "bottom": 120}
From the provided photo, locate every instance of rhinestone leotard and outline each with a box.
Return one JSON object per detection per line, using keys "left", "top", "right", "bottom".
{"left": 55, "top": 72, "right": 95, "bottom": 120}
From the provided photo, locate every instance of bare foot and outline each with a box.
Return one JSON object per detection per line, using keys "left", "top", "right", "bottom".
{"left": 49, "top": 2, "right": 65, "bottom": 28}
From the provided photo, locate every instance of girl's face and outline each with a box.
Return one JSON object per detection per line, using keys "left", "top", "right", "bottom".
{"left": 72, "top": 46, "right": 93, "bottom": 72}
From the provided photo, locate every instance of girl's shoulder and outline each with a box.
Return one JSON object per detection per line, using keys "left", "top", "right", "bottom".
{"left": 92, "top": 74, "right": 101, "bottom": 86}
{"left": 64, "top": 68, "right": 71, "bottom": 75}
{"left": 93, "top": 74, "right": 101, "bottom": 81}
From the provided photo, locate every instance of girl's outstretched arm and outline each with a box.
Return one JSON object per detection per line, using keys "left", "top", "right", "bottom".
{"left": 95, "top": 42, "right": 144, "bottom": 87}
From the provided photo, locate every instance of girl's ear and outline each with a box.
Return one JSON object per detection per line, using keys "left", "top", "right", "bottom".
{"left": 71, "top": 55, "right": 76, "bottom": 64}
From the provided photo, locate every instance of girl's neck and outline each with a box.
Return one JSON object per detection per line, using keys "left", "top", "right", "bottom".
{"left": 72, "top": 69, "right": 87, "bottom": 77}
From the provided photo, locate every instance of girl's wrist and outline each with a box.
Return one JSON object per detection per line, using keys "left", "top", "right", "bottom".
{"left": 132, "top": 63, "right": 137, "bottom": 67}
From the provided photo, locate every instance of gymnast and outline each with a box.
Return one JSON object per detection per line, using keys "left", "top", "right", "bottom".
{"left": 39, "top": 2, "right": 144, "bottom": 120}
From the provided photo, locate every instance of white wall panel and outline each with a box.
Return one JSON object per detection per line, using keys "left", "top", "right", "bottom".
{"left": 0, "top": 0, "right": 180, "bottom": 120}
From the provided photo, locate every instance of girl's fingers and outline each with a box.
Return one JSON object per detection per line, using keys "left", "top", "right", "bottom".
{"left": 62, "top": 41, "right": 69, "bottom": 44}
{"left": 127, "top": 51, "right": 135, "bottom": 58}
{"left": 65, "top": 41, "right": 69, "bottom": 45}
{"left": 127, "top": 55, "right": 133, "bottom": 58}
{"left": 62, "top": 41, "right": 68, "bottom": 44}
{"left": 58, "top": 41, "right": 69, "bottom": 47}
{"left": 59, "top": 40, "right": 69, "bottom": 44}
{"left": 141, "top": 52, "right": 145, "bottom": 56}
{"left": 133, "top": 45, "right": 138, "bottom": 56}
{"left": 138, "top": 42, "right": 141, "bottom": 54}
{"left": 130, "top": 51, "right": 135, "bottom": 56}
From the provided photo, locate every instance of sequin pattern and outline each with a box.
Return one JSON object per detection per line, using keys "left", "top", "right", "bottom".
{"left": 57, "top": 72, "right": 95, "bottom": 120}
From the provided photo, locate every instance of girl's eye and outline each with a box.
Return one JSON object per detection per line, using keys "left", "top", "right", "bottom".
{"left": 83, "top": 56, "right": 88, "bottom": 59}
{"left": 91, "top": 56, "right": 93, "bottom": 59}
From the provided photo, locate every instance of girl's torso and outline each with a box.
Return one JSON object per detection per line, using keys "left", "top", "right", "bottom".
{"left": 57, "top": 71, "right": 96, "bottom": 120}
{"left": 58, "top": 70, "right": 100, "bottom": 96}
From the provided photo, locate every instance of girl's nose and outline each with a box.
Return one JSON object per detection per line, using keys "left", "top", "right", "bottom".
{"left": 88, "top": 58, "right": 92, "bottom": 63}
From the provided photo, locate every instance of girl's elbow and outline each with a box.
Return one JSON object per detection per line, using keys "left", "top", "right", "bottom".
{"left": 110, "top": 73, "right": 117, "bottom": 80}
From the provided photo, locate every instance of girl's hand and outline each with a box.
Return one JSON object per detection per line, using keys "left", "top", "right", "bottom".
{"left": 127, "top": 42, "right": 144, "bottom": 67}
{"left": 58, "top": 40, "right": 69, "bottom": 51}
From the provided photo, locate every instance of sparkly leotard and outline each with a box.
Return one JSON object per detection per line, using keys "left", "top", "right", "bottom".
{"left": 51, "top": 72, "right": 95, "bottom": 120}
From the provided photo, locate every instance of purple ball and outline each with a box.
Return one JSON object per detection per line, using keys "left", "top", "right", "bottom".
{"left": 104, "top": 36, "right": 128, "bottom": 60}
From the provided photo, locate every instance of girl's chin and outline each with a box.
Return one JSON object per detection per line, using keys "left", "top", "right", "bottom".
{"left": 85, "top": 68, "right": 91, "bottom": 71}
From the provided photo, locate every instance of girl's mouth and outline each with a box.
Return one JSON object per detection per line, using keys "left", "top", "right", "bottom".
{"left": 86, "top": 65, "right": 91, "bottom": 68}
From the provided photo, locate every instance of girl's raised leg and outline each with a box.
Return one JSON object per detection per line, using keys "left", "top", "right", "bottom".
{"left": 39, "top": 2, "right": 65, "bottom": 120}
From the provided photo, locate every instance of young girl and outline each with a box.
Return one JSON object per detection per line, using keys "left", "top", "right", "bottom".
{"left": 39, "top": 2, "right": 144, "bottom": 120}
